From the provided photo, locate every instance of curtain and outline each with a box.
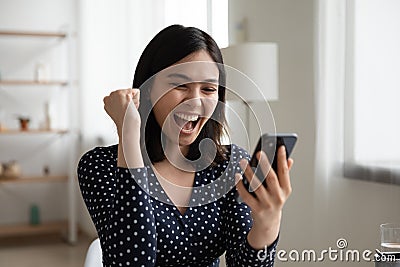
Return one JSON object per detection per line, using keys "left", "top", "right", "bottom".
{"left": 77, "top": 0, "right": 225, "bottom": 154}
{"left": 314, "top": 0, "right": 346, "bottom": 185}
{"left": 78, "top": 0, "right": 166, "bottom": 153}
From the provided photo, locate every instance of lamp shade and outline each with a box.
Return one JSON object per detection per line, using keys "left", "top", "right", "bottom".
{"left": 221, "top": 42, "right": 278, "bottom": 101}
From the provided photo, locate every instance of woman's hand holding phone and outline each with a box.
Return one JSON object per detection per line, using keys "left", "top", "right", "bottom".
{"left": 240, "top": 133, "right": 297, "bottom": 198}
{"left": 235, "top": 137, "right": 295, "bottom": 250}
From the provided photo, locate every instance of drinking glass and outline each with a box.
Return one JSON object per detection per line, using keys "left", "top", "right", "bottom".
{"left": 381, "top": 223, "right": 400, "bottom": 253}
{"left": 376, "top": 223, "right": 400, "bottom": 267}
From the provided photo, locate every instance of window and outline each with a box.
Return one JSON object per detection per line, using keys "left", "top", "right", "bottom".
{"left": 344, "top": 0, "right": 400, "bottom": 184}
{"left": 79, "top": 0, "right": 228, "bottom": 146}
{"left": 164, "top": 0, "right": 228, "bottom": 48}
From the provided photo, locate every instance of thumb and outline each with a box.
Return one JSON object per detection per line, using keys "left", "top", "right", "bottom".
{"left": 132, "top": 88, "right": 140, "bottom": 97}
{"left": 287, "top": 158, "right": 294, "bottom": 170}
{"left": 132, "top": 88, "right": 140, "bottom": 109}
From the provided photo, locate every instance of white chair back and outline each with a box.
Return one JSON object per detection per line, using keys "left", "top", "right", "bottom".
{"left": 84, "top": 238, "right": 103, "bottom": 267}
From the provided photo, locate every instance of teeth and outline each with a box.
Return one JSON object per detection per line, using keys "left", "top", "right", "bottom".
{"left": 175, "top": 113, "right": 199, "bottom": 122}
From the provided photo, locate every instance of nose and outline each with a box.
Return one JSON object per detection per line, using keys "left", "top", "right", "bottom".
{"left": 184, "top": 87, "right": 202, "bottom": 108}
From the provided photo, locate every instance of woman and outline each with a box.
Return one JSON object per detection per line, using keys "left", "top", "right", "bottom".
{"left": 78, "top": 24, "right": 293, "bottom": 267}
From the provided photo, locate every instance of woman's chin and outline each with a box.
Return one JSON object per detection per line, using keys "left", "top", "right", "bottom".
{"left": 178, "top": 134, "right": 199, "bottom": 148}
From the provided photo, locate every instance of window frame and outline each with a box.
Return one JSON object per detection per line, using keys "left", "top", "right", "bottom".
{"left": 343, "top": 0, "right": 400, "bottom": 185}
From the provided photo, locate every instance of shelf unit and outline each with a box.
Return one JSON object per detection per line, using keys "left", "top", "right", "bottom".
{"left": 0, "top": 29, "right": 77, "bottom": 243}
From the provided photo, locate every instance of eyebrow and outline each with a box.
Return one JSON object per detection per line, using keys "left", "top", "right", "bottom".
{"left": 167, "top": 73, "right": 218, "bottom": 84}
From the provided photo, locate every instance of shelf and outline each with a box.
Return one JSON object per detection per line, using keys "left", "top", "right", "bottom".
{"left": 0, "top": 80, "right": 68, "bottom": 86}
{"left": 0, "top": 221, "right": 67, "bottom": 238}
{"left": 0, "top": 175, "right": 68, "bottom": 184}
{"left": 0, "top": 129, "right": 68, "bottom": 135}
{"left": 0, "top": 30, "right": 66, "bottom": 38}
{"left": 0, "top": 27, "right": 77, "bottom": 243}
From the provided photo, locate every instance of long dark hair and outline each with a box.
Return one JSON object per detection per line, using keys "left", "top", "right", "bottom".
{"left": 133, "top": 24, "right": 227, "bottom": 166}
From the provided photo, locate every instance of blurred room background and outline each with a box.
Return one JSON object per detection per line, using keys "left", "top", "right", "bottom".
{"left": 0, "top": 0, "right": 399, "bottom": 266}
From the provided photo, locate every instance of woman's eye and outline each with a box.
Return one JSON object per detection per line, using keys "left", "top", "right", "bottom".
{"left": 203, "top": 87, "right": 217, "bottom": 93}
{"left": 170, "top": 83, "right": 187, "bottom": 89}
{"left": 169, "top": 83, "right": 186, "bottom": 88}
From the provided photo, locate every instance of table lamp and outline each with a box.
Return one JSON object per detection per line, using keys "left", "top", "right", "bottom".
{"left": 221, "top": 42, "right": 278, "bottom": 149}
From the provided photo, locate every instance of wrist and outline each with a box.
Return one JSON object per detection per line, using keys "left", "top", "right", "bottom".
{"left": 118, "top": 134, "right": 140, "bottom": 146}
{"left": 247, "top": 226, "right": 280, "bottom": 250}
{"left": 252, "top": 211, "right": 282, "bottom": 231}
{"left": 247, "top": 212, "right": 282, "bottom": 249}
{"left": 117, "top": 140, "right": 144, "bottom": 168}
{"left": 117, "top": 125, "right": 141, "bottom": 143}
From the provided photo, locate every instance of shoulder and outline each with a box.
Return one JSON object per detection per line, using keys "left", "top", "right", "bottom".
{"left": 78, "top": 144, "right": 118, "bottom": 166}
{"left": 223, "top": 143, "right": 251, "bottom": 164}
{"left": 210, "top": 144, "right": 250, "bottom": 178}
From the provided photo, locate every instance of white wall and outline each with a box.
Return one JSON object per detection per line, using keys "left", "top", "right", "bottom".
{"left": 229, "top": 0, "right": 400, "bottom": 266}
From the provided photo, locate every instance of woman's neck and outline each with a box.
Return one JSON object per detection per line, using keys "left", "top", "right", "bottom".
{"left": 163, "top": 140, "right": 193, "bottom": 172}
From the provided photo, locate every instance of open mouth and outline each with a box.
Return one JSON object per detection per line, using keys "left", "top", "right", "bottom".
{"left": 173, "top": 112, "right": 201, "bottom": 133}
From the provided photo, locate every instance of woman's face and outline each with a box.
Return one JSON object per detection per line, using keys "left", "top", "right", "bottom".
{"left": 150, "top": 50, "right": 220, "bottom": 154}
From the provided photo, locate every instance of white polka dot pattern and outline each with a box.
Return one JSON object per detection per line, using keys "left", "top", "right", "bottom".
{"left": 78, "top": 144, "right": 278, "bottom": 266}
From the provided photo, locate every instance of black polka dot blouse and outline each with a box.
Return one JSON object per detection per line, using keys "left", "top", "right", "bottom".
{"left": 78, "top": 144, "right": 278, "bottom": 267}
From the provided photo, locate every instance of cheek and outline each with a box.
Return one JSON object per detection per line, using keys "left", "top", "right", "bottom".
{"left": 203, "top": 97, "right": 219, "bottom": 118}
{"left": 151, "top": 102, "right": 164, "bottom": 127}
{"left": 152, "top": 99, "right": 170, "bottom": 127}
{"left": 151, "top": 92, "right": 178, "bottom": 127}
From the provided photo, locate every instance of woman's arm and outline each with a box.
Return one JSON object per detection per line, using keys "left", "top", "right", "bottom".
{"left": 78, "top": 89, "right": 157, "bottom": 266}
{"left": 222, "top": 189, "right": 278, "bottom": 267}
{"left": 102, "top": 88, "right": 144, "bottom": 168}
{"left": 223, "top": 145, "right": 293, "bottom": 266}
{"left": 78, "top": 147, "right": 157, "bottom": 267}
{"left": 236, "top": 146, "right": 293, "bottom": 250}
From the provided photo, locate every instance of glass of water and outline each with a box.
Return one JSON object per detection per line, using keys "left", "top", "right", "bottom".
{"left": 376, "top": 224, "right": 400, "bottom": 267}
{"left": 381, "top": 223, "right": 400, "bottom": 252}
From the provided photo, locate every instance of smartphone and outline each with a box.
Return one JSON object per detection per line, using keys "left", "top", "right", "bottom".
{"left": 240, "top": 133, "right": 298, "bottom": 198}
